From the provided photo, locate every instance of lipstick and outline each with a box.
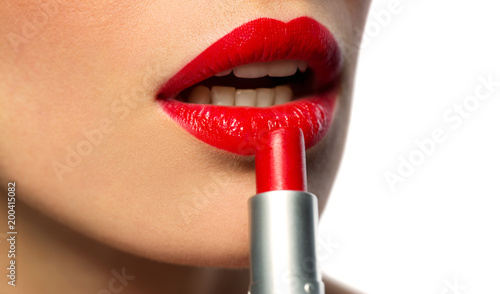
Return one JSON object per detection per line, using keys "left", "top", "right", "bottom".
{"left": 249, "top": 128, "right": 324, "bottom": 294}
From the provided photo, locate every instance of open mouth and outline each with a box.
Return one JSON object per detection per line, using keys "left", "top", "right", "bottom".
{"left": 157, "top": 17, "right": 342, "bottom": 155}
{"left": 173, "top": 60, "right": 318, "bottom": 107}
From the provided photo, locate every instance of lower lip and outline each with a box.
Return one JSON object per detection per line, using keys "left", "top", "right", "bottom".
{"left": 159, "top": 91, "right": 337, "bottom": 155}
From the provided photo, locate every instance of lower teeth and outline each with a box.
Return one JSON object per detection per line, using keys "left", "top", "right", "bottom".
{"left": 183, "top": 85, "right": 293, "bottom": 107}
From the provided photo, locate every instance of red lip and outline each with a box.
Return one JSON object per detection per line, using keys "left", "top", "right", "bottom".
{"left": 157, "top": 17, "right": 342, "bottom": 155}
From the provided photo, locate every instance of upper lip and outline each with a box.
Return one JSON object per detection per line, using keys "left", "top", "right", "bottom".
{"left": 156, "top": 17, "right": 342, "bottom": 99}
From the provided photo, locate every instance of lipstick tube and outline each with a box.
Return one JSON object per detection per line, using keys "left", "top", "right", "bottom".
{"left": 249, "top": 128, "right": 324, "bottom": 294}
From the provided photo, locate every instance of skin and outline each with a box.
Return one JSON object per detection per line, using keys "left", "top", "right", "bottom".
{"left": 0, "top": 1, "right": 370, "bottom": 293}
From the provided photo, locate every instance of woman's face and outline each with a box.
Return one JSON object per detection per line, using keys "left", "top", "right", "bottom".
{"left": 0, "top": 1, "right": 370, "bottom": 267}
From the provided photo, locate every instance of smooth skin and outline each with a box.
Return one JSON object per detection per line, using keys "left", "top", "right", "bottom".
{"left": 0, "top": 1, "right": 370, "bottom": 293}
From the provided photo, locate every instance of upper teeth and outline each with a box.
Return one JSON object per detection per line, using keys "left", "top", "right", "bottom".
{"left": 186, "top": 85, "right": 293, "bottom": 107}
{"left": 215, "top": 60, "right": 308, "bottom": 78}
{"left": 182, "top": 60, "right": 307, "bottom": 106}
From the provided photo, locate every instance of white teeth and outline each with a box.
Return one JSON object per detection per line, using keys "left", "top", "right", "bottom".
{"left": 187, "top": 85, "right": 211, "bottom": 104}
{"left": 234, "top": 62, "right": 269, "bottom": 78}
{"left": 256, "top": 88, "right": 275, "bottom": 107}
{"left": 211, "top": 86, "right": 235, "bottom": 106}
{"left": 186, "top": 60, "right": 305, "bottom": 106}
{"left": 235, "top": 89, "right": 257, "bottom": 106}
{"left": 268, "top": 60, "right": 299, "bottom": 77}
{"left": 298, "top": 60, "right": 308, "bottom": 73}
{"left": 225, "top": 60, "right": 306, "bottom": 79}
{"left": 185, "top": 85, "right": 293, "bottom": 107}
{"left": 274, "top": 85, "right": 293, "bottom": 105}
{"left": 215, "top": 69, "right": 232, "bottom": 77}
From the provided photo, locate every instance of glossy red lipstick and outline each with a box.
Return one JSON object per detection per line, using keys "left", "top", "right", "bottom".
{"left": 255, "top": 128, "right": 307, "bottom": 193}
{"left": 157, "top": 17, "right": 341, "bottom": 155}
{"left": 249, "top": 128, "right": 324, "bottom": 294}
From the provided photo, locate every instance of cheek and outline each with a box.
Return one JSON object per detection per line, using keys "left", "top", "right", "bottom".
{"left": 0, "top": 1, "right": 177, "bottom": 196}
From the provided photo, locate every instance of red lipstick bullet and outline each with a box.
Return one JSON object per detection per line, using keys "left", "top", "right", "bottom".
{"left": 255, "top": 128, "right": 307, "bottom": 193}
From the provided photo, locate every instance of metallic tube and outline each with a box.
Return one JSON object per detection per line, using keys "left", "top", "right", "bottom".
{"left": 249, "top": 190, "right": 324, "bottom": 294}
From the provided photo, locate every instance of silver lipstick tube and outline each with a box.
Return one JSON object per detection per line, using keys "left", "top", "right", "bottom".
{"left": 248, "top": 190, "right": 324, "bottom": 294}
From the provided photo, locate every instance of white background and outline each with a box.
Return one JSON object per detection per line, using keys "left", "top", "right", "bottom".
{"left": 321, "top": 0, "right": 500, "bottom": 293}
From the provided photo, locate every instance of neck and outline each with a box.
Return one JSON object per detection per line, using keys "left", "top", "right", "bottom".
{"left": 0, "top": 200, "right": 249, "bottom": 294}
